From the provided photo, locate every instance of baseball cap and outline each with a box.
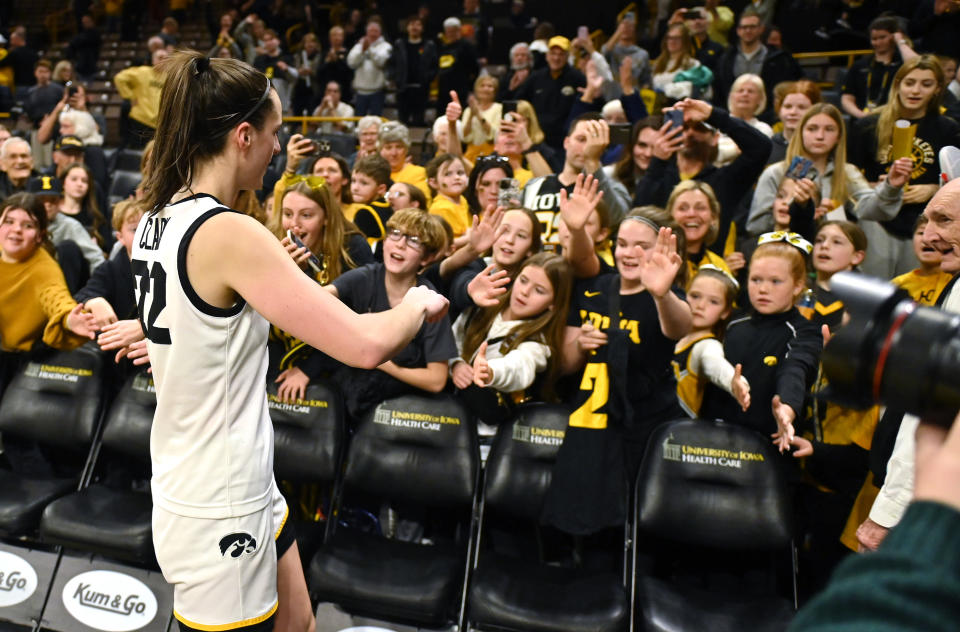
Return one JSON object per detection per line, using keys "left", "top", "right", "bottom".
{"left": 27, "top": 175, "right": 63, "bottom": 197}
{"left": 548, "top": 36, "right": 570, "bottom": 51}
{"left": 54, "top": 135, "right": 85, "bottom": 152}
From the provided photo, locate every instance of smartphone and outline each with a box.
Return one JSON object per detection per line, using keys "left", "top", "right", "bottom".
{"left": 286, "top": 229, "right": 323, "bottom": 274}
{"left": 498, "top": 178, "right": 521, "bottom": 209}
{"left": 502, "top": 100, "right": 518, "bottom": 116}
{"left": 786, "top": 156, "right": 815, "bottom": 180}
{"left": 609, "top": 123, "right": 631, "bottom": 146}
{"left": 682, "top": 8, "right": 704, "bottom": 19}
{"left": 578, "top": 26, "right": 589, "bottom": 40}
{"left": 66, "top": 80, "right": 79, "bottom": 97}
{"left": 665, "top": 109, "right": 685, "bottom": 130}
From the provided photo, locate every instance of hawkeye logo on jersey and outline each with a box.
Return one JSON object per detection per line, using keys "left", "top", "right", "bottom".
{"left": 219, "top": 533, "right": 258, "bottom": 559}
{"left": 62, "top": 570, "right": 158, "bottom": 631}
{"left": 0, "top": 550, "right": 39, "bottom": 607}
{"left": 138, "top": 216, "right": 169, "bottom": 251}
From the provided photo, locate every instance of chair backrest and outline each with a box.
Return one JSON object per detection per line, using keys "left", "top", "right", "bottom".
{"left": 108, "top": 169, "right": 141, "bottom": 202}
{"left": 101, "top": 369, "right": 156, "bottom": 459}
{"left": 269, "top": 379, "right": 344, "bottom": 483}
{"left": 482, "top": 403, "right": 571, "bottom": 521}
{"left": 0, "top": 345, "right": 104, "bottom": 450}
{"left": 313, "top": 132, "right": 357, "bottom": 158}
{"left": 637, "top": 419, "right": 792, "bottom": 551}
{"left": 344, "top": 393, "right": 479, "bottom": 508}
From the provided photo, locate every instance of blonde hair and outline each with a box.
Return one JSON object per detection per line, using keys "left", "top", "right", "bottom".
{"left": 270, "top": 180, "right": 361, "bottom": 282}
{"left": 875, "top": 55, "right": 945, "bottom": 162}
{"left": 666, "top": 180, "right": 721, "bottom": 246}
{"left": 110, "top": 199, "right": 146, "bottom": 231}
{"left": 785, "top": 103, "right": 851, "bottom": 204}
{"left": 652, "top": 23, "right": 695, "bottom": 74}
{"left": 727, "top": 73, "right": 767, "bottom": 116}
{"left": 515, "top": 100, "right": 545, "bottom": 145}
{"left": 751, "top": 241, "right": 808, "bottom": 283}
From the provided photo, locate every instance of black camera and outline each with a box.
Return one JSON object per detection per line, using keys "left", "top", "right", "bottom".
{"left": 822, "top": 272, "right": 960, "bottom": 427}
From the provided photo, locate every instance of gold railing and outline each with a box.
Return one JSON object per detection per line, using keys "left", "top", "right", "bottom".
{"left": 792, "top": 49, "right": 873, "bottom": 68}
{"left": 282, "top": 115, "right": 379, "bottom": 135}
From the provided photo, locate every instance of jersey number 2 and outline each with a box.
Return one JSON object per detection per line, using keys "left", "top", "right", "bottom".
{"left": 132, "top": 259, "right": 171, "bottom": 344}
{"left": 568, "top": 362, "right": 609, "bottom": 430}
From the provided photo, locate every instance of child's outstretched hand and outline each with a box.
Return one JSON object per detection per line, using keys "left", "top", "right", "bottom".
{"left": 731, "top": 363, "right": 750, "bottom": 412}
{"left": 467, "top": 264, "right": 510, "bottom": 307}
{"left": 577, "top": 321, "right": 608, "bottom": 352}
{"left": 771, "top": 394, "right": 796, "bottom": 453}
{"left": 559, "top": 172, "right": 603, "bottom": 232}
{"left": 473, "top": 341, "right": 492, "bottom": 386}
{"left": 639, "top": 227, "right": 682, "bottom": 298}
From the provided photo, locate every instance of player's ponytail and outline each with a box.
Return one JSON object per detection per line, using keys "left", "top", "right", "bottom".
{"left": 143, "top": 50, "right": 273, "bottom": 214}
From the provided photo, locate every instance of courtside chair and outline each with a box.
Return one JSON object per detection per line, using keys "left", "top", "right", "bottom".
{"left": 40, "top": 368, "right": 156, "bottom": 564}
{"left": 632, "top": 419, "right": 797, "bottom": 632}
{"left": 0, "top": 344, "right": 106, "bottom": 538}
{"left": 308, "top": 392, "right": 480, "bottom": 629}
{"left": 465, "top": 402, "right": 631, "bottom": 632}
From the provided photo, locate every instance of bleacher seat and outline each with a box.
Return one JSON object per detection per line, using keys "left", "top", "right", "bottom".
{"left": 39, "top": 369, "right": 156, "bottom": 564}
{"left": 0, "top": 345, "right": 105, "bottom": 537}
{"left": 270, "top": 378, "right": 344, "bottom": 484}
{"left": 308, "top": 393, "right": 479, "bottom": 628}
{"left": 109, "top": 170, "right": 141, "bottom": 207}
{"left": 632, "top": 419, "right": 796, "bottom": 632}
{"left": 112, "top": 148, "right": 143, "bottom": 172}
{"left": 466, "top": 403, "right": 630, "bottom": 632}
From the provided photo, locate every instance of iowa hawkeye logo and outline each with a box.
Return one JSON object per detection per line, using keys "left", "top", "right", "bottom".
{"left": 219, "top": 532, "right": 258, "bottom": 558}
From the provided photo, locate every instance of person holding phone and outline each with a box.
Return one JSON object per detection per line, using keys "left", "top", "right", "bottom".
{"left": 130, "top": 51, "right": 448, "bottom": 632}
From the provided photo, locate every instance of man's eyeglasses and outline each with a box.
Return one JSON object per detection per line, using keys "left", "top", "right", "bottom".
{"left": 387, "top": 228, "right": 424, "bottom": 251}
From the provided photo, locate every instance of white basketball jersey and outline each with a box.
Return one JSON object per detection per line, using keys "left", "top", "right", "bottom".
{"left": 133, "top": 194, "right": 273, "bottom": 519}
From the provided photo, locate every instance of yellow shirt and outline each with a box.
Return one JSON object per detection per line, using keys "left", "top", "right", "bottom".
{"left": 429, "top": 195, "right": 471, "bottom": 238}
{"left": 0, "top": 248, "right": 87, "bottom": 352}
{"left": 114, "top": 65, "right": 164, "bottom": 128}
{"left": 892, "top": 268, "right": 953, "bottom": 306}
{"left": 685, "top": 250, "right": 732, "bottom": 290}
{"left": 392, "top": 162, "right": 431, "bottom": 203}
{"left": 514, "top": 167, "right": 533, "bottom": 188}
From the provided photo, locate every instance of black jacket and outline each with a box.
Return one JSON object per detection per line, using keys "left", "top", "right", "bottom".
{"left": 515, "top": 64, "right": 586, "bottom": 150}
{"left": 392, "top": 37, "right": 438, "bottom": 90}
{"left": 713, "top": 44, "right": 802, "bottom": 115}
{"left": 74, "top": 248, "right": 136, "bottom": 320}
{"left": 634, "top": 107, "right": 772, "bottom": 256}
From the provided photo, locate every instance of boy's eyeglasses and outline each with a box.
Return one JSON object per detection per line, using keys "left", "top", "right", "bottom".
{"left": 757, "top": 231, "right": 813, "bottom": 255}
{"left": 386, "top": 228, "right": 424, "bottom": 251}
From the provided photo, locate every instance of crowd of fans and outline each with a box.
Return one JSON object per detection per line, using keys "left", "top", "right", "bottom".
{"left": 3, "top": 0, "right": 960, "bottom": 617}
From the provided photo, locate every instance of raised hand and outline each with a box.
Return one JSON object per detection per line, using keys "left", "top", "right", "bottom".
{"left": 98, "top": 319, "right": 145, "bottom": 352}
{"left": 731, "top": 363, "right": 751, "bottom": 412}
{"left": 66, "top": 303, "right": 97, "bottom": 340}
{"left": 559, "top": 173, "right": 603, "bottom": 231}
{"left": 281, "top": 235, "right": 314, "bottom": 269}
{"left": 638, "top": 227, "right": 682, "bottom": 298}
{"left": 652, "top": 119, "right": 684, "bottom": 161}
{"left": 467, "top": 264, "right": 510, "bottom": 307}
{"left": 285, "top": 133, "right": 315, "bottom": 173}
{"left": 469, "top": 206, "right": 505, "bottom": 254}
{"left": 472, "top": 341, "right": 492, "bottom": 386}
{"left": 674, "top": 98, "right": 714, "bottom": 123}
{"left": 446, "top": 91, "right": 462, "bottom": 122}
{"left": 887, "top": 157, "right": 913, "bottom": 189}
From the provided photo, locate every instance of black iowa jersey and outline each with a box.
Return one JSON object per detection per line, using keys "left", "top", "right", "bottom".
{"left": 522, "top": 175, "right": 574, "bottom": 249}
{"left": 565, "top": 273, "right": 680, "bottom": 431}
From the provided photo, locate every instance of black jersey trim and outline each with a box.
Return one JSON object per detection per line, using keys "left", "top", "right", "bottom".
{"left": 177, "top": 207, "right": 247, "bottom": 318}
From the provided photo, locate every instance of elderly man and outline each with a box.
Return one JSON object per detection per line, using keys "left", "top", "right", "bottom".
{"left": 500, "top": 42, "right": 532, "bottom": 100}
{"left": 346, "top": 21, "right": 392, "bottom": 116}
{"left": 515, "top": 36, "right": 586, "bottom": 151}
{"left": 314, "top": 81, "right": 355, "bottom": 134}
{"left": 791, "top": 177, "right": 960, "bottom": 631}
{"left": 0, "top": 137, "right": 36, "bottom": 198}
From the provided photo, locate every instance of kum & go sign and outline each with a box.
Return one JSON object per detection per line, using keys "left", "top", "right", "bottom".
{"left": 0, "top": 550, "right": 38, "bottom": 607}
{"left": 62, "top": 570, "right": 158, "bottom": 631}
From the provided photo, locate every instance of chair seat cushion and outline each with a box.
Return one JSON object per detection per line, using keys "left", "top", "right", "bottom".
{"left": 636, "top": 575, "right": 795, "bottom": 632}
{"left": 308, "top": 529, "right": 462, "bottom": 626}
{"left": 468, "top": 555, "right": 629, "bottom": 632}
{"left": 40, "top": 485, "right": 154, "bottom": 563}
{"left": 0, "top": 471, "right": 76, "bottom": 536}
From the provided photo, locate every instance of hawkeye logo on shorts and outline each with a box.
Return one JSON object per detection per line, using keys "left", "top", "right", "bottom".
{"left": 219, "top": 532, "right": 258, "bottom": 559}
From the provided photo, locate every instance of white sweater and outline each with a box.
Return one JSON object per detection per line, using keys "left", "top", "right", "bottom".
{"left": 452, "top": 311, "right": 551, "bottom": 393}
{"left": 346, "top": 37, "right": 392, "bottom": 94}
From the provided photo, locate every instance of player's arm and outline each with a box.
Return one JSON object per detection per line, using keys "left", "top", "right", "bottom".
{"left": 189, "top": 213, "right": 446, "bottom": 369}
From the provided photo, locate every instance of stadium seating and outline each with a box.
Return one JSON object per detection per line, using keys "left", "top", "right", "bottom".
{"left": 308, "top": 392, "right": 479, "bottom": 628}
{"left": 0, "top": 345, "right": 105, "bottom": 537}
{"left": 465, "top": 403, "right": 630, "bottom": 632}
{"left": 631, "top": 419, "right": 797, "bottom": 632}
